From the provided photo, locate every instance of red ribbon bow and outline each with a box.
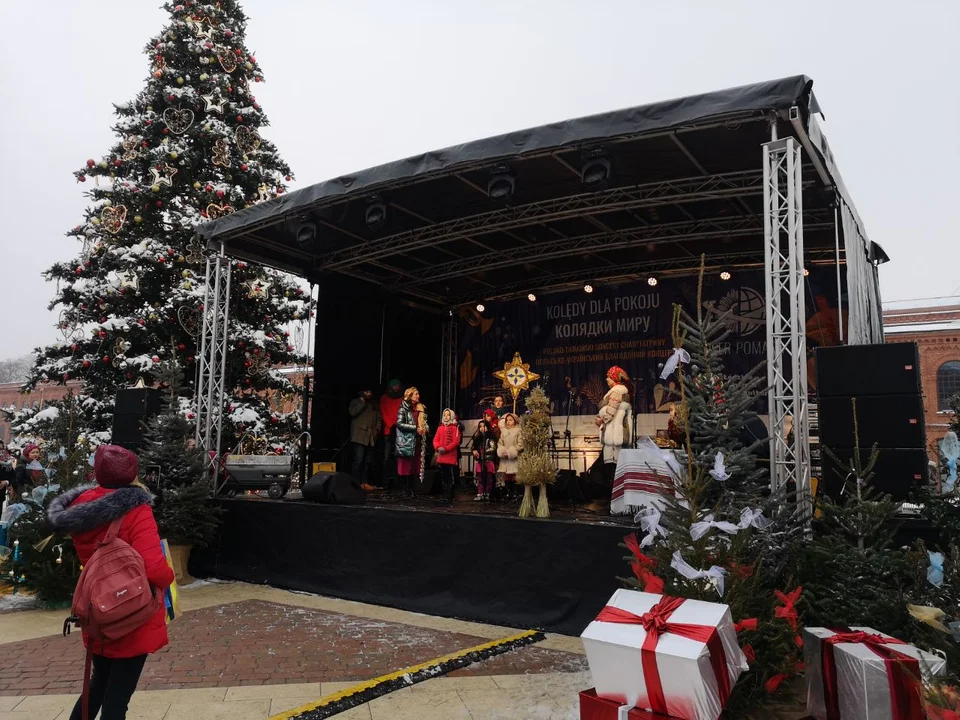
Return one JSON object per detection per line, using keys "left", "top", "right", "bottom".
{"left": 821, "top": 629, "right": 923, "bottom": 720}
{"left": 774, "top": 586, "right": 802, "bottom": 631}
{"left": 595, "top": 596, "right": 731, "bottom": 716}
{"left": 624, "top": 535, "right": 664, "bottom": 593}
{"left": 734, "top": 618, "right": 758, "bottom": 633}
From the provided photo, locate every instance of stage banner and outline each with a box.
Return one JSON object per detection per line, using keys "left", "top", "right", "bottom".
{"left": 456, "top": 268, "right": 844, "bottom": 420}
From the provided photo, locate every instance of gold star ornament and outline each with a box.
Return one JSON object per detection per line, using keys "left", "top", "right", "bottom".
{"left": 494, "top": 352, "right": 540, "bottom": 412}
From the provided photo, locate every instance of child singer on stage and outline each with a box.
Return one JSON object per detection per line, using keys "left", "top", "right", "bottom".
{"left": 432, "top": 409, "right": 461, "bottom": 501}
{"left": 472, "top": 419, "right": 497, "bottom": 502}
{"left": 496, "top": 412, "right": 522, "bottom": 500}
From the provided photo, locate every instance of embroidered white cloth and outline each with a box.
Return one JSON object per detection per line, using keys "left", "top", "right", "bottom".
{"left": 611, "top": 438, "right": 683, "bottom": 516}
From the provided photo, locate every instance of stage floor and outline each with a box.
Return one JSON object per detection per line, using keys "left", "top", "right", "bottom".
{"left": 269, "top": 487, "right": 635, "bottom": 526}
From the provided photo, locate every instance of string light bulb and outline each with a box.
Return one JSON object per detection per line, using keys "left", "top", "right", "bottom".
{"left": 720, "top": 271, "right": 731, "bottom": 281}
{"left": 476, "top": 303, "right": 485, "bottom": 313}
{"left": 647, "top": 277, "right": 658, "bottom": 287}
{"left": 803, "top": 268, "right": 810, "bottom": 277}
{"left": 584, "top": 284, "right": 594, "bottom": 294}
{"left": 527, "top": 293, "right": 537, "bottom": 302}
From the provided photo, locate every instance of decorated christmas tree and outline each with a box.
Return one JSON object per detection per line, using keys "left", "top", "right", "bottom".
{"left": 139, "top": 360, "right": 221, "bottom": 548}
{"left": 516, "top": 387, "right": 556, "bottom": 518}
{"left": 18, "top": 0, "right": 311, "bottom": 451}
{"left": 618, "top": 263, "right": 805, "bottom": 715}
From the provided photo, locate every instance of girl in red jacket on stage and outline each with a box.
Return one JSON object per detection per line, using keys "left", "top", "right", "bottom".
{"left": 48, "top": 444, "right": 174, "bottom": 720}
{"left": 433, "top": 408, "right": 461, "bottom": 501}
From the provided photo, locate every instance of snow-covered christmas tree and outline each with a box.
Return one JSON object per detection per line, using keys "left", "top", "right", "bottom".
{"left": 19, "top": 0, "right": 310, "bottom": 450}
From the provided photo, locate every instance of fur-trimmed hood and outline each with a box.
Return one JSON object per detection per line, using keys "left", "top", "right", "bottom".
{"left": 47, "top": 483, "right": 154, "bottom": 535}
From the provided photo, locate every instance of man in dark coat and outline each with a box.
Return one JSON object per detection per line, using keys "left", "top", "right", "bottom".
{"left": 349, "top": 390, "right": 379, "bottom": 489}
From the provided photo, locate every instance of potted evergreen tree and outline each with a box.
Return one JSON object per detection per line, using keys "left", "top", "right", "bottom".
{"left": 139, "top": 366, "right": 221, "bottom": 585}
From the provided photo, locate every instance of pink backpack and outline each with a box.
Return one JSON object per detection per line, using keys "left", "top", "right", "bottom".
{"left": 66, "top": 516, "right": 162, "bottom": 720}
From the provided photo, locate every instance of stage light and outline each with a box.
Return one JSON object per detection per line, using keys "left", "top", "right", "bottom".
{"left": 294, "top": 219, "right": 317, "bottom": 249}
{"left": 803, "top": 267, "right": 810, "bottom": 277}
{"left": 487, "top": 167, "right": 515, "bottom": 199}
{"left": 647, "top": 277, "right": 658, "bottom": 287}
{"left": 720, "top": 271, "right": 731, "bottom": 281}
{"left": 527, "top": 293, "right": 537, "bottom": 302}
{"left": 584, "top": 284, "right": 594, "bottom": 294}
{"left": 476, "top": 303, "right": 485, "bottom": 312}
{"left": 581, "top": 156, "right": 611, "bottom": 187}
{"left": 365, "top": 198, "right": 387, "bottom": 229}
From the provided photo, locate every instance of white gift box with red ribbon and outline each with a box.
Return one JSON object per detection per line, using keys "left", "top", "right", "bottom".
{"left": 581, "top": 589, "right": 747, "bottom": 720}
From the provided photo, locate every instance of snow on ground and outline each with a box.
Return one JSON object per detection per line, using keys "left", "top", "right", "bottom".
{"left": 0, "top": 594, "right": 37, "bottom": 613}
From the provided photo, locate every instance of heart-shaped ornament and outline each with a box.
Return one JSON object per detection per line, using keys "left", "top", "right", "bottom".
{"left": 217, "top": 50, "right": 237, "bottom": 73}
{"left": 235, "top": 126, "right": 261, "bottom": 154}
{"left": 162, "top": 107, "right": 195, "bottom": 135}
{"left": 101, "top": 205, "right": 128, "bottom": 235}
{"left": 206, "top": 203, "right": 235, "bottom": 220}
{"left": 177, "top": 305, "right": 200, "bottom": 336}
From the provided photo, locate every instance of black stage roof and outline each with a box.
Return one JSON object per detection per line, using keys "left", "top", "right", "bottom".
{"left": 198, "top": 75, "right": 879, "bottom": 308}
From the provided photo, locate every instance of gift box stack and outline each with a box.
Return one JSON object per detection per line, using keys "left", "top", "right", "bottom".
{"left": 803, "top": 626, "right": 947, "bottom": 720}
{"left": 579, "top": 589, "right": 747, "bottom": 720}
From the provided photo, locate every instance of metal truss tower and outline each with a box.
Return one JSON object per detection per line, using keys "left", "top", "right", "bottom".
{"left": 439, "top": 315, "right": 458, "bottom": 414}
{"left": 195, "top": 242, "right": 232, "bottom": 490}
{"left": 762, "top": 136, "right": 811, "bottom": 511}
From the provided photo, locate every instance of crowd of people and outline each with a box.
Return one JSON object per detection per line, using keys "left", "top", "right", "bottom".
{"left": 346, "top": 365, "right": 636, "bottom": 504}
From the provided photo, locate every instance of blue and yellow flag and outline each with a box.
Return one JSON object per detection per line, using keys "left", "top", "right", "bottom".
{"left": 159, "top": 539, "right": 180, "bottom": 624}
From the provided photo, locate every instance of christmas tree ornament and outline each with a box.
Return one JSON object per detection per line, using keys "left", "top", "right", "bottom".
{"left": 185, "top": 242, "right": 205, "bottom": 264}
{"left": 247, "top": 354, "right": 270, "bottom": 376}
{"left": 660, "top": 347, "right": 691, "bottom": 380}
{"left": 206, "top": 203, "right": 234, "bottom": 219}
{"left": 201, "top": 93, "right": 227, "bottom": 113}
{"left": 708, "top": 451, "right": 732, "bottom": 482}
{"left": 177, "top": 305, "right": 200, "bottom": 335}
{"left": 235, "top": 125, "right": 260, "bottom": 154}
{"left": 928, "top": 551, "right": 945, "bottom": 587}
{"left": 255, "top": 184, "right": 271, "bottom": 203}
{"left": 670, "top": 550, "right": 728, "bottom": 596}
{"left": 100, "top": 205, "right": 128, "bottom": 235}
{"left": 162, "top": 107, "right": 195, "bottom": 134}
{"left": 117, "top": 271, "right": 139, "bottom": 291}
{"left": 244, "top": 279, "right": 271, "bottom": 298}
{"left": 149, "top": 163, "right": 178, "bottom": 187}
{"left": 217, "top": 49, "right": 238, "bottom": 72}
{"left": 212, "top": 138, "right": 231, "bottom": 166}
{"left": 941, "top": 431, "right": 959, "bottom": 493}
{"left": 121, "top": 136, "right": 141, "bottom": 160}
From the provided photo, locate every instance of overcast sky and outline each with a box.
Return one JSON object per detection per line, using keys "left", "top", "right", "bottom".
{"left": 1, "top": 1, "right": 957, "bottom": 358}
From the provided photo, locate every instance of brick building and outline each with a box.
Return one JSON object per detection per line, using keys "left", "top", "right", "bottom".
{"left": 883, "top": 297, "right": 960, "bottom": 455}
{"left": 0, "top": 380, "right": 82, "bottom": 445}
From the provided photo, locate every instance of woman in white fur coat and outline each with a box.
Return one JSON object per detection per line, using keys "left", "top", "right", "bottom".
{"left": 594, "top": 365, "right": 633, "bottom": 485}
{"left": 497, "top": 412, "right": 522, "bottom": 498}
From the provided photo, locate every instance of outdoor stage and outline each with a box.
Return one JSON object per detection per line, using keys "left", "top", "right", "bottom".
{"left": 190, "top": 492, "right": 635, "bottom": 635}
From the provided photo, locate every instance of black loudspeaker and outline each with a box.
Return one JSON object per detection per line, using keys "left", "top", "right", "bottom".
{"left": 111, "top": 388, "right": 163, "bottom": 452}
{"left": 815, "top": 343, "right": 921, "bottom": 398}
{"left": 819, "top": 395, "right": 926, "bottom": 449}
{"left": 821, "top": 447, "right": 929, "bottom": 502}
{"left": 302, "top": 472, "right": 366, "bottom": 505}
{"left": 553, "top": 469, "right": 584, "bottom": 504}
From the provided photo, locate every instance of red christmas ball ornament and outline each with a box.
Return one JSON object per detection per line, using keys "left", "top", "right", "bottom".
{"left": 205, "top": 184, "right": 213, "bottom": 192}
{"left": 237, "top": 262, "right": 246, "bottom": 269}
{"left": 137, "top": 318, "right": 145, "bottom": 326}
{"left": 162, "top": 128, "right": 169, "bottom": 134}
{"left": 243, "top": 360, "right": 252, "bottom": 368}
{"left": 158, "top": 256, "right": 166, "bottom": 263}
{"left": 187, "top": 412, "right": 195, "bottom": 420}
{"left": 187, "top": 356, "right": 194, "bottom": 362}
{"left": 234, "top": 48, "right": 242, "bottom": 55}
{"left": 144, "top": 122, "right": 151, "bottom": 128}
{"left": 250, "top": 56, "right": 256, "bottom": 63}
{"left": 254, "top": 77, "right": 261, "bottom": 83}
{"left": 98, "top": 330, "right": 107, "bottom": 338}
{"left": 236, "top": 115, "right": 243, "bottom": 123}
{"left": 75, "top": 266, "right": 83, "bottom": 274}
{"left": 82, "top": 360, "right": 92, "bottom": 368}
{"left": 78, "top": 174, "right": 86, "bottom": 182}
{"left": 86, "top": 158, "right": 96, "bottom": 168}
{"left": 237, "top": 340, "right": 245, "bottom": 348}
{"left": 252, "top": 348, "right": 260, "bottom": 355}
{"left": 276, "top": 188, "right": 284, "bottom": 195}
{"left": 151, "top": 355, "right": 160, "bottom": 363}
{"left": 178, "top": 343, "right": 186, "bottom": 351}
{"left": 168, "top": 94, "right": 175, "bottom": 101}
{"left": 287, "top": 345, "right": 294, "bottom": 352}
{"left": 113, "top": 159, "right": 121, "bottom": 167}
{"left": 240, "top": 163, "right": 248, "bottom": 171}
{"left": 71, "top": 343, "right": 78, "bottom": 351}
{"left": 156, "top": 200, "right": 163, "bottom": 207}
{"left": 244, "top": 378, "right": 251, "bottom": 385}
{"left": 103, "top": 356, "right": 111, "bottom": 364}
{"left": 205, "top": 41, "right": 213, "bottom": 49}
{"left": 155, "top": 43, "right": 162, "bottom": 50}
{"left": 284, "top": 175, "right": 291, "bottom": 181}
{"left": 252, "top": 103, "right": 260, "bottom": 110}
{"left": 99, "top": 316, "right": 107, "bottom": 323}
{"left": 270, "top": 416, "right": 278, "bottom": 424}
{"left": 216, "top": 190, "right": 225, "bottom": 198}
{"left": 167, "top": 247, "right": 175, "bottom": 255}
{"left": 225, "top": 30, "right": 233, "bottom": 38}
{"left": 228, "top": 404, "right": 235, "bottom": 412}
{"left": 126, "top": 372, "right": 133, "bottom": 380}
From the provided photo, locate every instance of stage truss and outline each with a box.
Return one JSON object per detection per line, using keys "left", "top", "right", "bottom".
{"left": 195, "top": 241, "right": 232, "bottom": 490}
{"left": 763, "top": 136, "right": 812, "bottom": 509}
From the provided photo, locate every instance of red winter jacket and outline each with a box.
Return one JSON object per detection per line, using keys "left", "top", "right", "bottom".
{"left": 48, "top": 484, "right": 174, "bottom": 659}
{"left": 432, "top": 422, "right": 461, "bottom": 465}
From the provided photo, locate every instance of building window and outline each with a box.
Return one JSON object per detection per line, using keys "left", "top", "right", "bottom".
{"left": 938, "top": 360, "right": 960, "bottom": 411}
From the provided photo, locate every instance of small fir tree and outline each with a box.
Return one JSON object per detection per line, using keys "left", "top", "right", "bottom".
{"left": 516, "top": 388, "right": 556, "bottom": 518}
{"left": 618, "top": 262, "right": 805, "bottom": 715}
{"left": 138, "top": 362, "right": 221, "bottom": 547}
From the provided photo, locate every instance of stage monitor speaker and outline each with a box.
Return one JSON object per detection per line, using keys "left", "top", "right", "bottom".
{"left": 820, "top": 447, "right": 929, "bottom": 502}
{"left": 111, "top": 388, "right": 162, "bottom": 452}
{"left": 815, "top": 343, "right": 921, "bottom": 398}
{"left": 818, "top": 394, "right": 926, "bottom": 449}
{"left": 302, "top": 472, "right": 366, "bottom": 505}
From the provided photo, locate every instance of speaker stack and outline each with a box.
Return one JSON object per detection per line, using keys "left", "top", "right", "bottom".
{"left": 111, "top": 388, "right": 162, "bottom": 452}
{"left": 815, "top": 343, "right": 928, "bottom": 502}
{"left": 302, "top": 471, "right": 366, "bottom": 505}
